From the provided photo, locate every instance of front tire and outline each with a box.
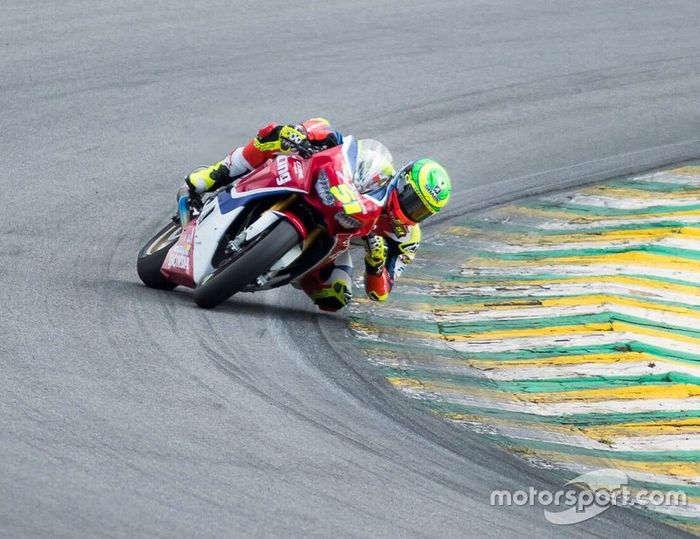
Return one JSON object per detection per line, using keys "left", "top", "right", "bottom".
{"left": 194, "top": 219, "right": 300, "bottom": 309}
{"left": 137, "top": 221, "right": 180, "bottom": 290}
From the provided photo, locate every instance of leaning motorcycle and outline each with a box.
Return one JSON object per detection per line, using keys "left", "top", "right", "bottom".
{"left": 137, "top": 137, "right": 392, "bottom": 309}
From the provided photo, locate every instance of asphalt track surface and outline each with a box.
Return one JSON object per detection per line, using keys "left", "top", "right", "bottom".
{"left": 3, "top": 1, "right": 700, "bottom": 537}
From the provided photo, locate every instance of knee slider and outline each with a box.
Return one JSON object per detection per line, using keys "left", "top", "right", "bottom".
{"left": 313, "top": 280, "right": 352, "bottom": 312}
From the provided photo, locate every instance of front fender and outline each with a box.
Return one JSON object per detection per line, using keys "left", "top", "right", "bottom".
{"left": 192, "top": 200, "right": 244, "bottom": 284}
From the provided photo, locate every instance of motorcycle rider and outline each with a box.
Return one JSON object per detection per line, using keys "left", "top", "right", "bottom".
{"left": 178, "top": 118, "right": 452, "bottom": 312}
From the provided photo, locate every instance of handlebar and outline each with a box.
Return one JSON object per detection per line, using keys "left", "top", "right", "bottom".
{"left": 282, "top": 136, "right": 313, "bottom": 159}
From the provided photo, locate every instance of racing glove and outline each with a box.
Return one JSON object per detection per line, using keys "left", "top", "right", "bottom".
{"left": 253, "top": 124, "right": 313, "bottom": 158}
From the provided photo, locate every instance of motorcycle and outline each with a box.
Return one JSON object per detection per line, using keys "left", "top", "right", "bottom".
{"left": 137, "top": 136, "right": 393, "bottom": 309}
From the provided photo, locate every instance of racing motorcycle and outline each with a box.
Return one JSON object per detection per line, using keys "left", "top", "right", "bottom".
{"left": 137, "top": 137, "right": 392, "bottom": 309}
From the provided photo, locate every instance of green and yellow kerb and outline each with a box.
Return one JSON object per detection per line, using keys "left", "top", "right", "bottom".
{"left": 349, "top": 162, "right": 700, "bottom": 530}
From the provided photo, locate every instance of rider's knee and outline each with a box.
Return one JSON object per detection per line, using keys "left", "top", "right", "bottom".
{"left": 313, "top": 279, "right": 353, "bottom": 312}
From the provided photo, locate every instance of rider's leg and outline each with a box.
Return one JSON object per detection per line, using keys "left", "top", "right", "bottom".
{"left": 299, "top": 250, "right": 353, "bottom": 312}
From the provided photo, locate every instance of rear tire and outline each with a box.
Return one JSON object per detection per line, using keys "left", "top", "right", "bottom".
{"left": 137, "top": 221, "right": 180, "bottom": 290}
{"left": 194, "top": 220, "right": 300, "bottom": 309}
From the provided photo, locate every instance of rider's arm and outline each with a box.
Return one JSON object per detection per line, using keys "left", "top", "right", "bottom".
{"left": 364, "top": 224, "right": 421, "bottom": 301}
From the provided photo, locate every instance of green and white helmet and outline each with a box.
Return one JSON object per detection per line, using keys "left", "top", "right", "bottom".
{"left": 391, "top": 159, "right": 452, "bottom": 223}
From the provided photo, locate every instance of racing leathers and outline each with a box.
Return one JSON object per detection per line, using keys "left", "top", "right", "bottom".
{"left": 181, "top": 118, "right": 421, "bottom": 312}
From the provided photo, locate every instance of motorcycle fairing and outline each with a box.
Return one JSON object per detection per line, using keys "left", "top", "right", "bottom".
{"left": 234, "top": 154, "right": 311, "bottom": 194}
{"left": 161, "top": 195, "right": 245, "bottom": 287}
{"left": 217, "top": 151, "right": 313, "bottom": 215}
{"left": 160, "top": 219, "right": 197, "bottom": 288}
{"left": 218, "top": 186, "right": 306, "bottom": 215}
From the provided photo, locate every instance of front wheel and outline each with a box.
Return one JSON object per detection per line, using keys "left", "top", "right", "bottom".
{"left": 193, "top": 219, "right": 301, "bottom": 309}
{"left": 137, "top": 221, "right": 180, "bottom": 290}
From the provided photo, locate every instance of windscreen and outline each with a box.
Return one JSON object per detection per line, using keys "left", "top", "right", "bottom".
{"left": 353, "top": 139, "right": 394, "bottom": 193}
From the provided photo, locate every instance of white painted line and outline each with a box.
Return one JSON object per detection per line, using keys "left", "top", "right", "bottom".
{"left": 536, "top": 215, "right": 700, "bottom": 230}
{"left": 482, "top": 362, "right": 700, "bottom": 381}
{"left": 436, "top": 302, "right": 700, "bottom": 331}
{"left": 461, "top": 263, "right": 700, "bottom": 285}
{"left": 418, "top": 388, "right": 700, "bottom": 416}
{"left": 475, "top": 236, "right": 700, "bottom": 254}
{"left": 437, "top": 282, "right": 700, "bottom": 306}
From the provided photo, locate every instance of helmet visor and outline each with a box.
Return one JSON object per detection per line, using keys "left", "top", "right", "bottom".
{"left": 396, "top": 174, "right": 433, "bottom": 223}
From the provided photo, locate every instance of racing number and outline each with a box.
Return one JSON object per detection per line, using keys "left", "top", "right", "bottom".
{"left": 330, "top": 184, "right": 362, "bottom": 215}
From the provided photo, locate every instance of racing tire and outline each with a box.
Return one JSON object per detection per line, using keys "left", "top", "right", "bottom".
{"left": 194, "top": 219, "right": 300, "bottom": 309}
{"left": 137, "top": 221, "right": 180, "bottom": 290}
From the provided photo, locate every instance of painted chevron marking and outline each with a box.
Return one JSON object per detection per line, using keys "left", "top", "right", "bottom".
{"left": 348, "top": 161, "right": 700, "bottom": 525}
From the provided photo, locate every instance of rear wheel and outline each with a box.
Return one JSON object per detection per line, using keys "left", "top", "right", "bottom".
{"left": 193, "top": 219, "right": 300, "bottom": 309}
{"left": 137, "top": 221, "right": 180, "bottom": 290}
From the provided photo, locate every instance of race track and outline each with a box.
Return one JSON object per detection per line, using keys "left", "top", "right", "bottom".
{"left": 3, "top": 0, "right": 700, "bottom": 536}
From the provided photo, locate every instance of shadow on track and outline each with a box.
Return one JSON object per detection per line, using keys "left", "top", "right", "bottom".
{"left": 97, "top": 278, "right": 335, "bottom": 321}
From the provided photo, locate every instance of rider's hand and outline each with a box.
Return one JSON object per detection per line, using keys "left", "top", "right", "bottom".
{"left": 254, "top": 124, "right": 313, "bottom": 158}
{"left": 280, "top": 125, "right": 313, "bottom": 158}
{"left": 364, "top": 234, "right": 388, "bottom": 274}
